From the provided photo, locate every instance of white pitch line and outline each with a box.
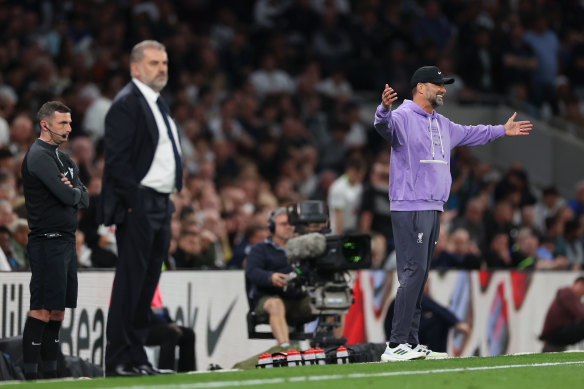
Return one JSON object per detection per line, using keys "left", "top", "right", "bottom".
{"left": 99, "top": 360, "right": 584, "bottom": 389}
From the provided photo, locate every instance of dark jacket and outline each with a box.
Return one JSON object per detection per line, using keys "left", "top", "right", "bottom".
{"left": 245, "top": 238, "right": 304, "bottom": 309}
{"left": 97, "top": 81, "right": 162, "bottom": 226}
{"left": 22, "top": 139, "right": 89, "bottom": 238}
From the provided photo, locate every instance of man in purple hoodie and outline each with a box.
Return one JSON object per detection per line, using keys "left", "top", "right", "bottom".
{"left": 375, "top": 66, "right": 532, "bottom": 361}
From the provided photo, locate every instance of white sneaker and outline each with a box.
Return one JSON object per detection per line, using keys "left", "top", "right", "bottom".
{"left": 413, "top": 344, "right": 448, "bottom": 359}
{"left": 380, "top": 343, "right": 427, "bottom": 362}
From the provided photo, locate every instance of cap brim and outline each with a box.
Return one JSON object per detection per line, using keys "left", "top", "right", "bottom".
{"left": 443, "top": 77, "right": 454, "bottom": 85}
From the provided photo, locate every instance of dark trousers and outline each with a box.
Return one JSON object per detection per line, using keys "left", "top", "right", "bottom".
{"left": 105, "top": 188, "right": 172, "bottom": 370}
{"left": 389, "top": 210, "right": 440, "bottom": 345}
{"left": 544, "top": 321, "right": 584, "bottom": 347}
{"left": 145, "top": 324, "right": 196, "bottom": 372}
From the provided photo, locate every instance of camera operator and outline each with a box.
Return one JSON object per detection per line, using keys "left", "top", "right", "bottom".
{"left": 245, "top": 207, "right": 312, "bottom": 347}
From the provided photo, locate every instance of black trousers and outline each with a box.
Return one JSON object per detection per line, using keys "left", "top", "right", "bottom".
{"left": 145, "top": 324, "right": 196, "bottom": 372}
{"left": 544, "top": 321, "right": 584, "bottom": 346}
{"left": 105, "top": 187, "right": 173, "bottom": 370}
{"left": 389, "top": 210, "right": 440, "bottom": 345}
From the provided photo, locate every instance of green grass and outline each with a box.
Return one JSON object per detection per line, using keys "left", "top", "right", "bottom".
{"left": 2, "top": 352, "right": 583, "bottom": 389}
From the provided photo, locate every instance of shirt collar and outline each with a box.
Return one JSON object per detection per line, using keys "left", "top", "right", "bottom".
{"left": 132, "top": 77, "right": 159, "bottom": 104}
{"left": 264, "top": 236, "right": 286, "bottom": 252}
{"left": 35, "top": 138, "right": 58, "bottom": 150}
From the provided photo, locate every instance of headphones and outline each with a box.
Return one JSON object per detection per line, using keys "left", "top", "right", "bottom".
{"left": 267, "top": 207, "right": 286, "bottom": 234}
{"left": 267, "top": 210, "right": 276, "bottom": 233}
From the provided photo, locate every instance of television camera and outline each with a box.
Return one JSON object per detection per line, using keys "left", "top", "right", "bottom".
{"left": 283, "top": 201, "right": 372, "bottom": 346}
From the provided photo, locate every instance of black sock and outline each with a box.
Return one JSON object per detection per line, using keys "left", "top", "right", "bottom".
{"left": 22, "top": 317, "right": 47, "bottom": 380}
{"left": 41, "top": 320, "right": 62, "bottom": 378}
{"left": 389, "top": 342, "right": 400, "bottom": 348}
{"left": 410, "top": 344, "right": 418, "bottom": 349}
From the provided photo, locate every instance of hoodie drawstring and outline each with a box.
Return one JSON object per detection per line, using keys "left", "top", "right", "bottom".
{"left": 435, "top": 118, "right": 445, "bottom": 157}
{"left": 427, "top": 117, "right": 445, "bottom": 160}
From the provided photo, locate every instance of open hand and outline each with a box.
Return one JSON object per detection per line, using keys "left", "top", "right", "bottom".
{"left": 381, "top": 84, "right": 398, "bottom": 109}
{"left": 504, "top": 112, "right": 533, "bottom": 136}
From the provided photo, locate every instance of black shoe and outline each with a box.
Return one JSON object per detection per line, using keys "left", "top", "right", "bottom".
{"left": 136, "top": 364, "right": 175, "bottom": 375}
{"left": 105, "top": 363, "right": 144, "bottom": 377}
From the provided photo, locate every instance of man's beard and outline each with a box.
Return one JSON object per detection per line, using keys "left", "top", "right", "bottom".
{"left": 429, "top": 94, "right": 444, "bottom": 108}
{"left": 151, "top": 75, "right": 168, "bottom": 92}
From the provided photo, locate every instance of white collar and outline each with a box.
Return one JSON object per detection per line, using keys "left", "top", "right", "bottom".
{"left": 132, "top": 78, "right": 159, "bottom": 104}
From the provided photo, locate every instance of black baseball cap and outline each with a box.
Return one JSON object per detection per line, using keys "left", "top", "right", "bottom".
{"left": 410, "top": 66, "right": 454, "bottom": 89}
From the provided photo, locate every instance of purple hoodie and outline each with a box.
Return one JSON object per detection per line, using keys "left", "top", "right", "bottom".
{"left": 374, "top": 100, "right": 505, "bottom": 212}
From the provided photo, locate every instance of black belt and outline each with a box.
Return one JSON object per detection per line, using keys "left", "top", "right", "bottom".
{"left": 138, "top": 185, "right": 171, "bottom": 197}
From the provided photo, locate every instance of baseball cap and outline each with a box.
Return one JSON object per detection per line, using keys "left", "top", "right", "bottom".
{"left": 410, "top": 66, "right": 454, "bottom": 89}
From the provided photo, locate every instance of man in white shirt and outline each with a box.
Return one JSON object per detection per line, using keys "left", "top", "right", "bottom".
{"left": 99, "top": 40, "right": 182, "bottom": 377}
{"left": 328, "top": 158, "right": 366, "bottom": 234}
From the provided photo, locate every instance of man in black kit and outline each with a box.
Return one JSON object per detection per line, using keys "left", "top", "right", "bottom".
{"left": 21, "top": 101, "right": 89, "bottom": 380}
{"left": 99, "top": 40, "right": 182, "bottom": 377}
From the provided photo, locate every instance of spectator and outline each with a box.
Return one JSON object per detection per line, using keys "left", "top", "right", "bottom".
{"left": 460, "top": 26, "right": 500, "bottom": 94}
{"left": 567, "top": 180, "right": 584, "bottom": 219}
{"left": 500, "top": 18, "right": 537, "bottom": 95}
{"left": 450, "top": 197, "right": 488, "bottom": 254}
{"left": 342, "top": 100, "right": 367, "bottom": 148}
{"left": 9, "top": 218, "right": 29, "bottom": 270}
{"left": 0, "top": 240, "right": 11, "bottom": 271}
{"left": 523, "top": 13, "right": 560, "bottom": 115}
{"left": 75, "top": 230, "right": 92, "bottom": 268}
{"left": 359, "top": 161, "right": 393, "bottom": 252}
{"left": 413, "top": 0, "right": 455, "bottom": 52}
{"left": 318, "top": 120, "right": 349, "bottom": 173}
{"left": 145, "top": 288, "right": 196, "bottom": 372}
{"left": 519, "top": 204, "right": 542, "bottom": 238}
{"left": 315, "top": 66, "right": 353, "bottom": 100}
{"left": 328, "top": 157, "right": 366, "bottom": 234}
{"left": 311, "top": 8, "right": 352, "bottom": 73}
{"left": 539, "top": 276, "right": 584, "bottom": 351}
{"left": 228, "top": 223, "right": 270, "bottom": 269}
{"left": 431, "top": 228, "right": 482, "bottom": 270}
{"left": 535, "top": 236, "right": 569, "bottom": 271}
{"left": 484, "top": 200, "right": 519, "bottom": 249}
{"left": 248, "top": 53, "right": 295, "bottom": 100}
{"left": 485, "top": 232, "right": 513, "bottom": 269}
{"left": 80, "top": 83, "right": 112, "bottom": 143}
{"left": 174, "top": 221, "right": 217, "bottom": 269}
{"left": 0, "top": 226, "right": 18, "bottom": 271}
{"left": 8, "top": 114, "right": 35, "bottom": 155}
{"left": 534, "top": 186, "right": 566, "bottom": 234}
{"left": 510, "top": 228, "right": 539, "bottom": 270}
{"left": 559, "top": 220, "right": 584, "bottom": 271}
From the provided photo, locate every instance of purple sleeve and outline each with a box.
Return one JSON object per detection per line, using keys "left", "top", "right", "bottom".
{"left": 373, "top": 104, "right": 394, "bottom": 143}
{"left": 449, "top": 121, "right": 505, "bottom": 147}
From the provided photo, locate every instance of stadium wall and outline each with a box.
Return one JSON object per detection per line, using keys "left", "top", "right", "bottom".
{"left": 1, "top": 270, "right": 582, "bottom": 369}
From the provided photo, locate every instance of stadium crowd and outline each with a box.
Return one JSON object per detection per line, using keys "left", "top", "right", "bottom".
{"left": 0, "top": 0, "right": 583, "bottom": 273}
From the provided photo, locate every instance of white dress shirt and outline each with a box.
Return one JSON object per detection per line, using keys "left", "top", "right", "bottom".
{"left": 133, "top": 78, "right": 182, "bottom": 193}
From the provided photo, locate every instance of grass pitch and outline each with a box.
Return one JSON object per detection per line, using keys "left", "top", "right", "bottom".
{"left": 1, "top": 352, "right": 583, "bottom": 389}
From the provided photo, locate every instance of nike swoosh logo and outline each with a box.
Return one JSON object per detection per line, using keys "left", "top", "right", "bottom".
{"left": 206, "top": 297, "right": 238, "bottom": 356}
{"left": 32, "top": 341, "right": 41, "bottom": 346}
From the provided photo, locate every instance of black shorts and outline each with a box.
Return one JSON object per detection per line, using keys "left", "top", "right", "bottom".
{"left": 28, "top": 236, "right": 78, "bottom": 311}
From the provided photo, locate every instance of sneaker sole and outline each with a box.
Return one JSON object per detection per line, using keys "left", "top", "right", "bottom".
{"left": 425, "top": 355, "right": 449, "bottom": 360}
{"left": 380, "top": 354, "right": 426, "bottom": 362}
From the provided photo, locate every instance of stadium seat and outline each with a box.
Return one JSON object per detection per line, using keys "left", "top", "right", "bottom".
{"left": 245, "top": 278, "right": 315, "bottom": 341}
{"left": 246, "top": 310, "right": 315, "bottom": 340}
